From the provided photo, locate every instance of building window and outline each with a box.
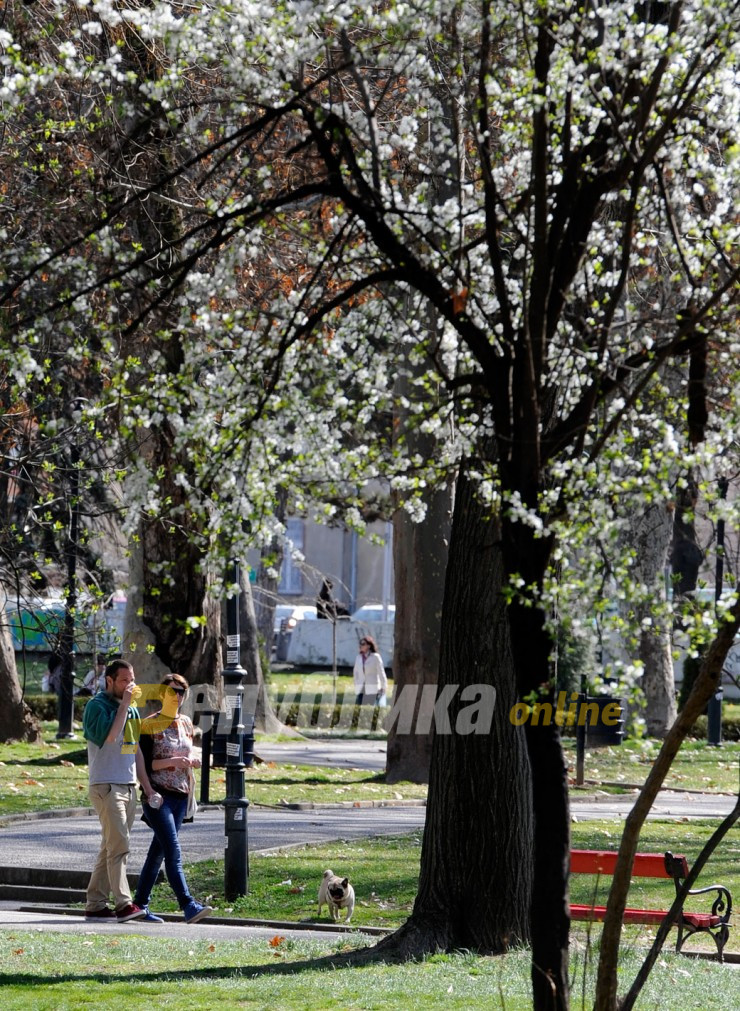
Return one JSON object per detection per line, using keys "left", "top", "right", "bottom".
{"left": 279, "top": 518, "right": 304, "bottom": 594}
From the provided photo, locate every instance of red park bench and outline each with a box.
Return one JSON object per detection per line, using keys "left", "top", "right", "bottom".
{"left": 570, "top": 849, "right": 732, "bottom": 961}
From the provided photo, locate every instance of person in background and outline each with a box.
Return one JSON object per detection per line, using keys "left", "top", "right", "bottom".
{"left": 133, "top": 673, "right": 213, "bottom": 925}
{"left": 82, "top": 659, "right": 153, "bottom": 923}
{"left": 43, "top": 650, "right": 64, "bottom": 694}
{"left": 77, "top": 653, "right": 107, "bottom": 696}
{"left": 353, "top": 635, "right": 388, "bottom": 706}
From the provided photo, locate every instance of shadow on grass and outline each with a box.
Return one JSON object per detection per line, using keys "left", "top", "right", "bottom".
{"left": 246, "top": 773, "right": 387, "bottom": 786}
{"left": 0, "top": 938, "right": 395, "bottom": 989}
{"left": 21, "top": 749, "right": 89, "bottom": 767}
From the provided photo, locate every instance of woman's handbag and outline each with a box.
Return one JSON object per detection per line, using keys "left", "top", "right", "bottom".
{"left": 185, "top": 768, "right": 198, "bottom": 820}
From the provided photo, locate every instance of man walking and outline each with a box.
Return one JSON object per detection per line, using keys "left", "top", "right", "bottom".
{"left": 82, "top": 659, "right": 153, "bottom": 922}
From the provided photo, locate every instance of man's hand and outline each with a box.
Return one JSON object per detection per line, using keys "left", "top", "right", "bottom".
{"left": 121, "top": 681, "right": 139, "bottom": 706}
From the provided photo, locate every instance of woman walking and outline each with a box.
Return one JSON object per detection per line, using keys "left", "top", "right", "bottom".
{"left": 352, "top": 635, "right": 388, "bottom": 706}
{"left": 134, "top": 673, "right": 212, "bottom": 924}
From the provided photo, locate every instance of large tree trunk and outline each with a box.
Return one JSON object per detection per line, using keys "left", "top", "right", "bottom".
{"left": 125, "top": 531, "right": 222, "bottom": 692}
{"left": 671, "top": 473, "right": 703, "bottom": 594}
{"left": 387, "top": 478, "right": 452, "bottom": 784}
{"left": 97, "top": 25, "right": 222, "bottom": 694}
{"left": 502, "top": 516, "right": 570, "bottom": 1011}
{"left": 630, "top": 502, "right": 678, "bottom": 736}
{"left": 388, "top": 465, "right": 532, "bottom": 951}
{"left": 0, "top": 613, "right": 41, "bottom": 743}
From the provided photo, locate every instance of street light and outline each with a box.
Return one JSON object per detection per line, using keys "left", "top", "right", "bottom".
{"left": 220, "top": 559, "right": 250, "bottom": 899}
{"left": 57, "top": 430, "right": 80, "bottom": 739}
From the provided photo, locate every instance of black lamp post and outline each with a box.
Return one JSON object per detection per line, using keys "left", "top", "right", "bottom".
{"left": 221, "top": 559, "right": 249, "bottom": 899}
{"left": 57, "top": 437, "right": 79, "bottom": 739}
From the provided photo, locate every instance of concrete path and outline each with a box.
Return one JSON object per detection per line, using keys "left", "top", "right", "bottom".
{"left": 0, "top": 804, "right": 427, "bottom": 873}
{"left": 256, "top": 738, "right": 387, "bottom": 770}
{"left": 0, "top": 786, "right": 733, "bottom": 880}
{"left": 0, "top": 903, "right": 368, "bottom": 943}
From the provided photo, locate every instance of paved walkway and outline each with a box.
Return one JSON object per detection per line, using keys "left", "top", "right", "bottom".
{"left": 0, "top": 903, "right": 365, "bottom": 942}
{"left": 0, "top": 803, "right": 427, "bottom": 872}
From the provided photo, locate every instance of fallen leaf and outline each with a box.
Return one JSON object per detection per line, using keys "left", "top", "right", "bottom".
{"left": 269, "top": 935, "right": 285, "bottom": 948}
{"left": 208, "top": 944, "right": 216, "bottom": 952}
{"left": 12, "top": 948, "right": 24, "bottom": 955}
{"left": 23, "top": 778, "right": 42, "bottom": 787}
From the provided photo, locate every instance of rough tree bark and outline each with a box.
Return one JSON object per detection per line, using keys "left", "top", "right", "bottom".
{"left": 630, "top": 501, "right": 678, "bottom": 736}
{"left": 501, "top": 512, "right": 571, "bottom": 1011}
{"left": 387, "top": 475, "right": 452, "bottom": 784}
{"left": 378, "top": 464, "right": 533, "bottom": 954}
{"left": 671, "top": 473, "right": 704, "bottom": 594}
{"left": 254, "top": 487, "right": 288, "bottom": 648}
{"left": 125, "top": 532, "right": 222, "bottom": 692}
{"left": 0, "top": 612, "right": 41, "bottom": 743}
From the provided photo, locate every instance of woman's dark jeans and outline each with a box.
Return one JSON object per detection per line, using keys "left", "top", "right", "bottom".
{"left": 134, "top": 791, "right": 194, "bottom": 910}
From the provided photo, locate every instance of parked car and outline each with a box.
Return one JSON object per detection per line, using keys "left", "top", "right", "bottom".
{"left": 273, "top": 604, "right": 318, "bottom": 638}
{"left": 351, "top": 603, "right": 396, "bottom": 622}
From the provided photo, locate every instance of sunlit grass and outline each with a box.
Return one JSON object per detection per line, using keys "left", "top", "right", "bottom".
{"left": 0, "top": 928, "right": 737, "bottom": 1011}
{"left": 136, "top": 820, "right": 736, "bottom": 954}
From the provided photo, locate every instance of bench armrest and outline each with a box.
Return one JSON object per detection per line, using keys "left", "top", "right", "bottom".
{"left": 685, "top": 884, "right": 732, "bottom": 924}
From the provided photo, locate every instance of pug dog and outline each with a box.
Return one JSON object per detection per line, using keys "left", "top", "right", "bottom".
{"left": 317, "top": 868, "right": 355, "bottom": 923}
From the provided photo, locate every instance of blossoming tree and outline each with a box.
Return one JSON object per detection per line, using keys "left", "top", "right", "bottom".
{"left": 2, "top": 2, "right": 739, "bottom": 1008}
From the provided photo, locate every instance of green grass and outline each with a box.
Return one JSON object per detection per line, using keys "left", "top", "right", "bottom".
{"left": 0, "top": 724, "right": 426, "bottom": 817}
{"left": 0, "top": 731, "right": 90, "bottom": 816}
{"left": 564, "top": 736, "right": 740, "bottom": 794}
{"left": 155, "top": 831, "right": 423, "bottom": 928}
{"left": 1, "top": 724, "right": 738, "bottom": 817}
{"left": 0, "top": 930, "right": 736, "bottom": 1010}
{"left": 140, "top": 820, "right": 736, "bottom": 954}
{"left": 207, "top": 762, "right": 427, "bottom": 807}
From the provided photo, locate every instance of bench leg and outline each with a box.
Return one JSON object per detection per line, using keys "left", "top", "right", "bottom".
{"left": 675, "top": 921, "right": 729, "bottom": 962}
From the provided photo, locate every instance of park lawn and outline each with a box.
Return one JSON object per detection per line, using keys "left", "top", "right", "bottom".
{"left": 138, "top": 819, "right": 737, "bottom": 959}
{"left": 563, "top": 736, "right": 740, "bottom": 794}
{"left": 0, "top": 725, "right": 426, "bottom": 817}
{"left": 0, "top": 930, "right": 736, "bottom": 1010}
{"left": 0, "top": 735, "right": 90, "bottom": 816}
{"left": 1, "top": 724, "right": 738, "bottom": 816}
{"left": 170, "top": 831, "right": 424, "bottom": 928}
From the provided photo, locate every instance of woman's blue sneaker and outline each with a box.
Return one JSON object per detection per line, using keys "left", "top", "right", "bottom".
{"left": 140, "top": 907, "right": 164, "bottom": 923}
{"left": 183, "top": 901, "right": 213, "bottom": 924}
